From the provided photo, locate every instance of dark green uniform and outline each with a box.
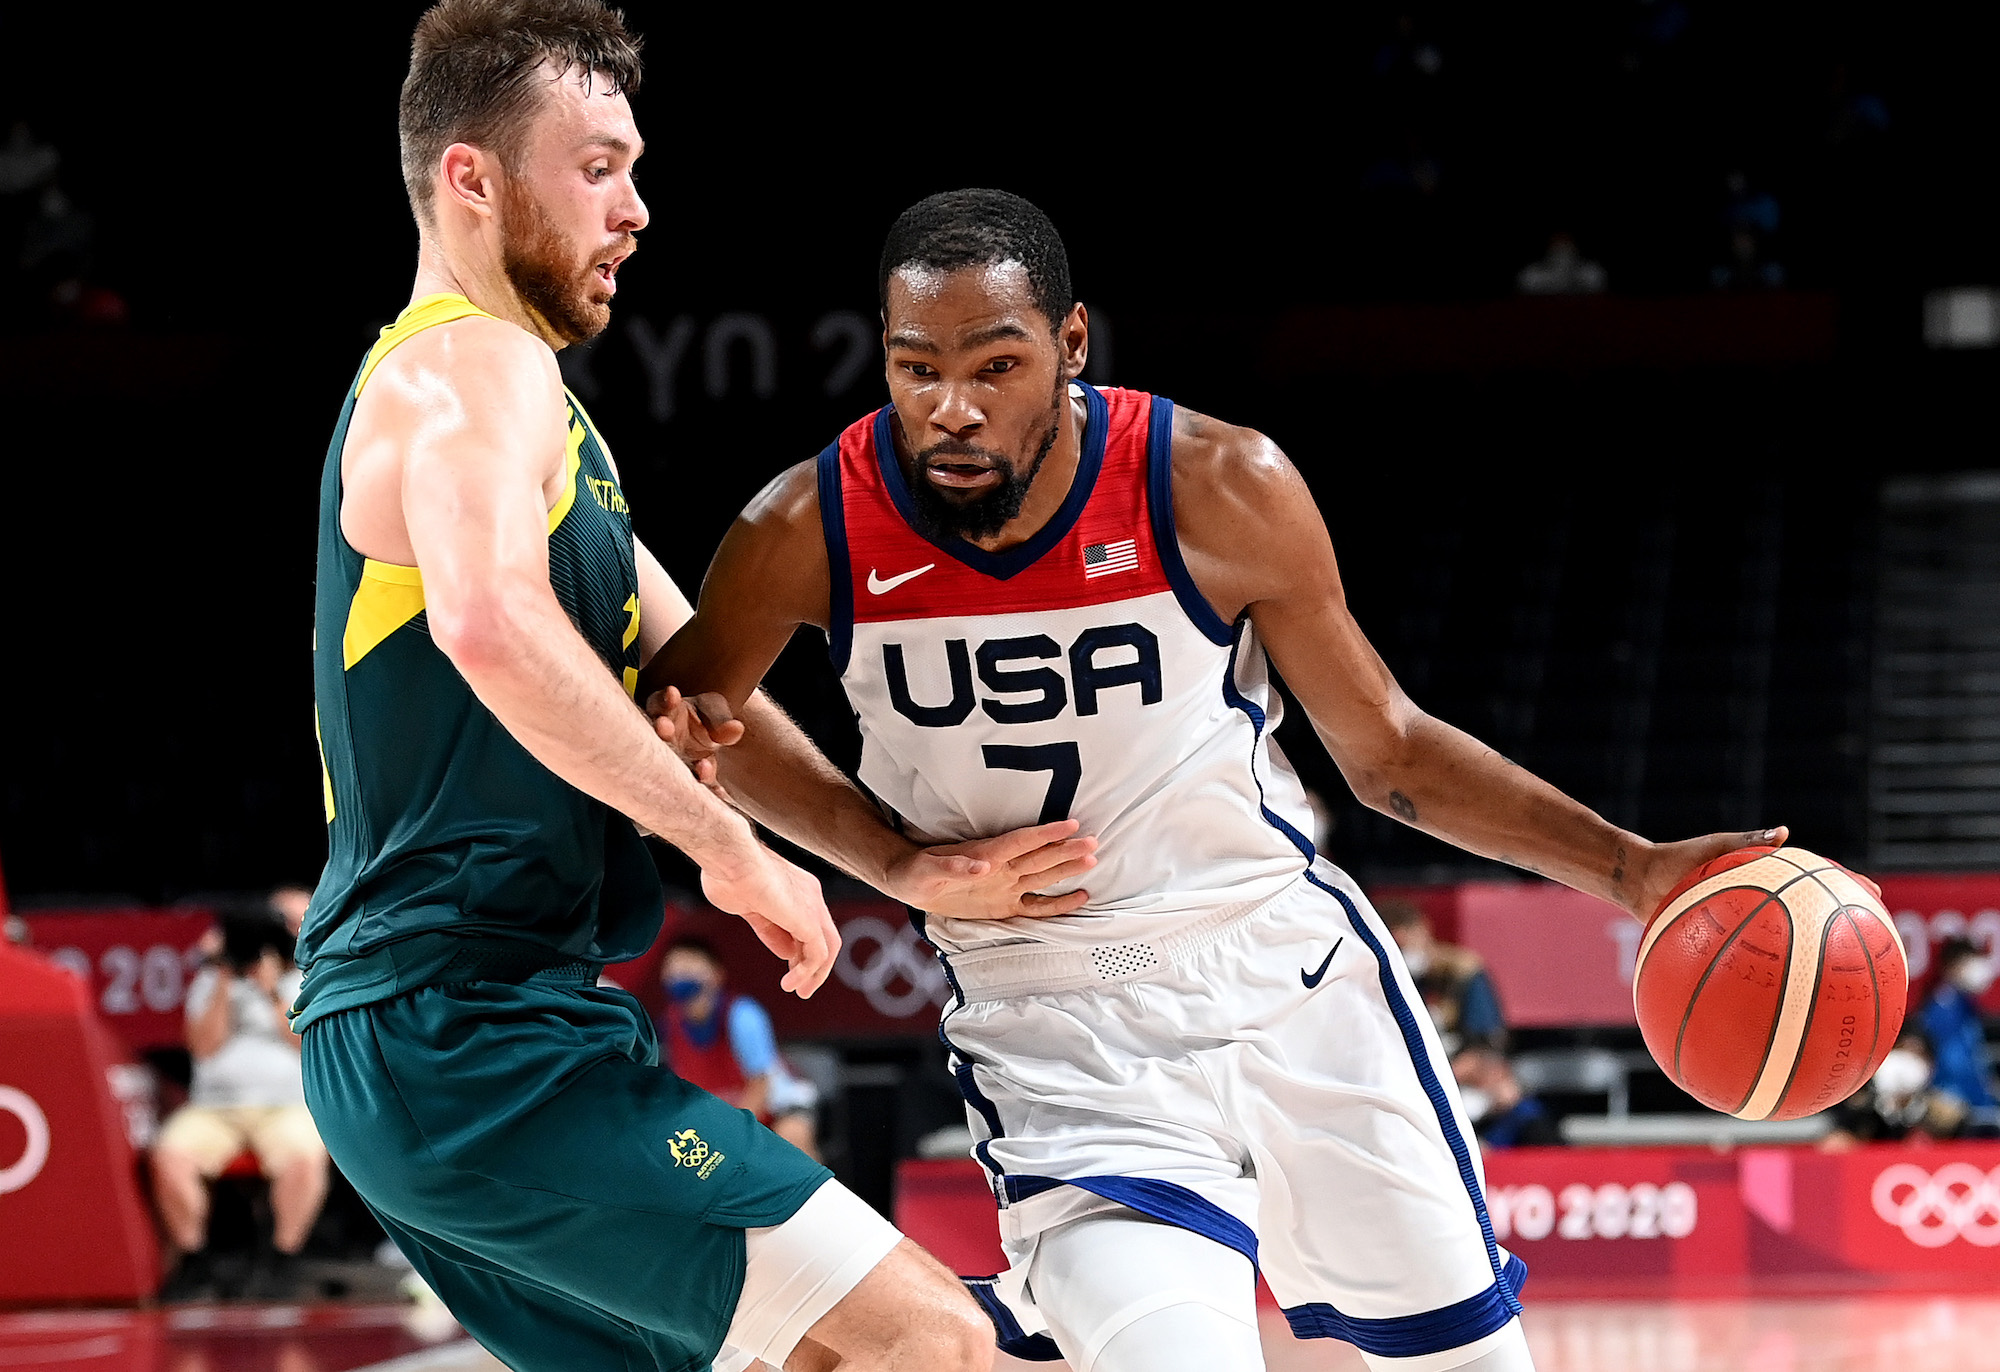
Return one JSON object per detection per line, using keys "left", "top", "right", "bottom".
{"left": 298, "top": 295, "right": 828, "bottom": 1372}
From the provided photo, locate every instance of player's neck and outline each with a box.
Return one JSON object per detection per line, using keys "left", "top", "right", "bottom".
{"left": 410, "top": 233, "right": 566, "bottom": 350}
{"left": 959, "top": 390, "right": 1089, "bottom": 555}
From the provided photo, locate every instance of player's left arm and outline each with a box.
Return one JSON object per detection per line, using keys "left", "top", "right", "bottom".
{"left": 1169, "top": 410, "right": 1782, "bottom": 921}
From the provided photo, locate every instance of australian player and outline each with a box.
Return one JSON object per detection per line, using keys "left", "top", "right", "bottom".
{"left": 647, "top": 190, "right": 1788, "bottom": 1372}
{"left": 296, "top": 9, "right": 1097, "bottom": 1371}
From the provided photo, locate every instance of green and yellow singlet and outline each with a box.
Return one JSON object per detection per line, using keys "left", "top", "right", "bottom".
{"left": 293, "top": 294, "right": 663, "bottom": 1030}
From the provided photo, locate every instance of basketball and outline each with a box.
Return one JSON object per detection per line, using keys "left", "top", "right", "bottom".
{"left": 1634, "top": 845, "right": 1909, "bottom": 1121}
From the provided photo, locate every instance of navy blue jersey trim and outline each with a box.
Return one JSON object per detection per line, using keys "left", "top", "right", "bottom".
{"left": 920, "top": 910, "right": 1007, "bottom": 1177}
{"left": 1306, "top": 866, "right": 1517, "bottom": 1305}
{"left": 1283, "top": 1254, "right": 1527, "bottom": 1357}
{"left": 1145, "top": 395, "right": 1234, "bottom": 646}
{"left": 817, "top": 436, "right": 855, "bottom": 674}
{"left": 1218, "top": 624, "right": 1515, "bottom": 1320}
{"left": 872, "top": 383, "right": 1110, "bottom": 582}
{"left": 1219, "top": 620, "right": 1319, "bottom": 861}
{"left": 963, "top": 1277, "right": 1064, "bottom": 1361}
{"left": 999, "top": 1174, "right": 1258, "bottom": 1267}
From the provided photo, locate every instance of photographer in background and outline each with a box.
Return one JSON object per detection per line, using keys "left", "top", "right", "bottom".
{"left": 1821, "top": 1034, "right": 1968, "bottom": 1148}
{"left": 1380, "top": 898, "right": 1510, "bottom": 1054}
{"left": 152, "top": 892, "right": 329, "bottom": 1299}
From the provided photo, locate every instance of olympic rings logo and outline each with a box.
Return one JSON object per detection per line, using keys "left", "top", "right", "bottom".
{"left": 0, "top": 1086, "right": 51, "bottom": 1196}
{"left": 1870, "top": 1163, "right": 2000, "bottom": 1248}
{"left": 834, "top": 916, "right": 949, "bottom": 1019}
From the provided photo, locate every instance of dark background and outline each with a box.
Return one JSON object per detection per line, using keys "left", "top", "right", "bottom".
{"left": 2, "top": 2, "right": 1995, "bottom": 904}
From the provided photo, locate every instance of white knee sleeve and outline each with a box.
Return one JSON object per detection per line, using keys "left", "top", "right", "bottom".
{"left": 1360, "top": 1316, "right": 1535, "bottom": 1372}
{"left": 1028, "top": 1211, "right": 1264, "bottom": 1372}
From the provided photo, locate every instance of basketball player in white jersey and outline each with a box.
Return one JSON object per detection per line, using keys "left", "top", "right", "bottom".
{"left": 643, "top": 190, "right": 1783, "bottom": 1372}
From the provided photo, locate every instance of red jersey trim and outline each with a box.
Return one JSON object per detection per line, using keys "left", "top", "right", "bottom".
{"left": 821, "top": 386, "right": 1174, "bottom": 673}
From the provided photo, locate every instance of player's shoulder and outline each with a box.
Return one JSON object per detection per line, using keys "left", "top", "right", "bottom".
{"left": 1167, "top": 403, "right": 1300, "bottom": 509}
{"left": 742, "top": 458, "right": 821, "bottom": 531}
{"left": 367, "top": 313, "right": 562, "bottom": 413}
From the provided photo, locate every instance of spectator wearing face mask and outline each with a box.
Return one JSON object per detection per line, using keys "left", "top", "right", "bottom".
{"left": 1381, "top": 899, "right": 1508, "bottom": 1054}
{"left": 1451, "top": 1047, "right": 1560, "bottom": 1151}
{"left": 1821, "top": 1034, "right": 1967, "bottom": 1149}
{"left": 656, "top": 936, "right": 820, "bottom": 1158}
{"left": 1922, "top": 938, "right": 1999, "bottom": 1133}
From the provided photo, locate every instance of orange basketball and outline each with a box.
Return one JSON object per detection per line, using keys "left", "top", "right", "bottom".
{"left": 1633, "top": 845, "right": 1908, "bottom": 1121}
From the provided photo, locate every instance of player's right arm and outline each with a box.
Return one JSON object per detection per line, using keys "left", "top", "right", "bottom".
{"left": 349, "top": 320, "right": 834, "bottom": 993}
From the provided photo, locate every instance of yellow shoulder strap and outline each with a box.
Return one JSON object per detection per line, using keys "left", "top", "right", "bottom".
{"left": 354, "top": 293, "right": 500, "bottom": 397}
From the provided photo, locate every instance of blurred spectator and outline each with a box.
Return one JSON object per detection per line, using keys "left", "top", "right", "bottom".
{"left": 2, "top": 122, "right": 127, "bottom": 331}
{"left": 0, "top": 122, "right": 60, "bottom": 196}
{"left": 657, "top": 936, "right": 820, "bottom": 1158}
{"left": 1517, "top": 232, "right": 1607, "bottom": 295}
{"left": 1710, "top": 171, "right": 1785, "bottom": 289}
{"left": 1821, "top": 1034, "right": 1967, "bottom": 1149}
{"left": 1921, "top": 937, "right": 2000, "bottom": 1133}
{"left": 268, "top": 884, "right": 313, "bottom": 937}
{"left": 152, "top": 897, "right": 328, "bottom": 1300}
{"left": 1373, "top": 12, "right": 1444, "bottom": 81}
{"left": 1380, "top": 899, "right": 1508, "bottom": 1053}
{"left": 1452, "top": 1047, "right": 1560, "bottom": 1150}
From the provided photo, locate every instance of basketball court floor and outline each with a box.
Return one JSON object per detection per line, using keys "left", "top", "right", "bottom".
{"left": 7, "top": 1296, "right": 2000, "bottom": 1372}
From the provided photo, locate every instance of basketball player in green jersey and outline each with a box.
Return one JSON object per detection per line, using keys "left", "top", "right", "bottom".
{"left": 295, "top": 4, "right": 1093, "bottom": 1370}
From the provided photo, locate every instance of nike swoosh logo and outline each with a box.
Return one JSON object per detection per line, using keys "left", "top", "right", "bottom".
{"left": 1301, "top": 936, "right": 1345, "bottom": 989}
{"left": 867, "top": 563, "right": 936, "bottom": 595}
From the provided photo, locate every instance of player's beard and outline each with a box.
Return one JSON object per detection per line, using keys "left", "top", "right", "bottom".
{"left": 499, "top": 179, "right": 619, "bottom": 346}
{"left": 909, "top": 378, "right": 1066, "bottom": 542}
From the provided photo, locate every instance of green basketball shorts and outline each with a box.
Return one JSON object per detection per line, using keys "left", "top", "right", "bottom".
{"left": 302, "top": 971, "right": 832, "bottom": 1372}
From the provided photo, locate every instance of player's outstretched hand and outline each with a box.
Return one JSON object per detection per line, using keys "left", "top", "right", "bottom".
{"left": 646, "top": 686, "right": 745, "bottom": 772}
{"left": 884, "top": 818, "right": 1099, "bottom": 921}
{"left": 701, "top": 846, "right": 838, "bottom": 997}
{"left": 1628, "top": 825, "right": 1791, "bottom": 924}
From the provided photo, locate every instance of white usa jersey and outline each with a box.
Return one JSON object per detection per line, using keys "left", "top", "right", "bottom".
{"left": 819, "top": 383, "right": 1315, "bottom": 957}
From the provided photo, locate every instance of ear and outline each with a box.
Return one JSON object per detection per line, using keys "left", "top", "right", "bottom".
{"left": 438, "top": 141, "right": 502, "bottom": 220}
{"left": 1060, "top": 302, "right": 1089, "bottom": 382}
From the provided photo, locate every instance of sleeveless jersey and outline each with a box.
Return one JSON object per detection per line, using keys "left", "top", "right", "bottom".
{"left": 293, "top": 294, "right": 663, "bottom": 1029}
{"left": 820, "top": 382, "right": 1314, "bottom": 958}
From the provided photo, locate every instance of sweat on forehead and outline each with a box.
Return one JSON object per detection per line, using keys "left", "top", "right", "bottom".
{"left": 878, "top": 188, "right": 1074, "bottom": 332}
{"left": 884, "top": 261, "right": 1048, "bottom": 336}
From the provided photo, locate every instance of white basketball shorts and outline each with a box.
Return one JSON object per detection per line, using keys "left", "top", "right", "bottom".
{"left": 940, "top": 860, "right": 1526, "bottom": 1363}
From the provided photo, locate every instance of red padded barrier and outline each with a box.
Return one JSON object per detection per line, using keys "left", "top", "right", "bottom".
{"left": 0, "top": 943, "right": 159, "bottom": 1304}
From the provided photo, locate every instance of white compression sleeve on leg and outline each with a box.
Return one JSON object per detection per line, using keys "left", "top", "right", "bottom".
{"left": 1360, "top": 1316, "right": 1536, "bottom": 1372}
{"left": 1027, "top": 1210, "right": 1264, "bottom": 1372}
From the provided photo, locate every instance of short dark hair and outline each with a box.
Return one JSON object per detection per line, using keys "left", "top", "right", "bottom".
{"left": 665, "top": 934, "right": 721, "bottom": 966}
{"left": 878, "top": 189, "right": 1073, "bottom": 333}
{"left": 399, "top": 0, "right": 643, "bottom": 224}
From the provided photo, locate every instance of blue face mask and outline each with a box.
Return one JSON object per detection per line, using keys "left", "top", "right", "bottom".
{"left": 668, "top": 977, "right": 709, "bottom": 1004}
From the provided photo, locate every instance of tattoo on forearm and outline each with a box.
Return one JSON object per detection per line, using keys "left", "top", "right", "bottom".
{"left": 1611, "top": 844, "right": 1628, "bottom": 886}
{"left": 1389, "top": 790, "right": 1418, "bottom": 822}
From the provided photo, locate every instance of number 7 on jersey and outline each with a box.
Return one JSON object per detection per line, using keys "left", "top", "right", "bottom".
{"left": 982, "top": 743, "right": 1081, "bottom": 826}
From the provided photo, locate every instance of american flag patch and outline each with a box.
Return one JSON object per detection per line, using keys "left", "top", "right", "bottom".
{"left": 1082, "top": 538, "right": 1139, "bottom": 578}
